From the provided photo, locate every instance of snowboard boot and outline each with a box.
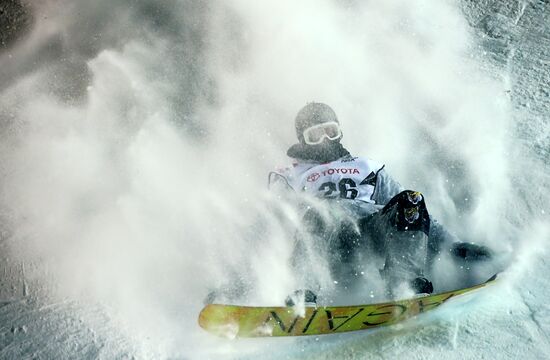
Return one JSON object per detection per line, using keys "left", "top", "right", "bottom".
{"left": 285, "top": 289, "right": 318, "bottom": 307}
{"left": 410, "top": 277, "right": 434, "bottom": 295}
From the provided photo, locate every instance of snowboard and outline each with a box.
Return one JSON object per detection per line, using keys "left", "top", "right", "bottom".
{"left": 198, "top": 274, "right": 497, "bottom": 338}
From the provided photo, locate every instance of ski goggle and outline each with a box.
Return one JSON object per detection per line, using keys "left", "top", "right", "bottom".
{"left": 302, "top": 122, "right": 342, "bottom": 145}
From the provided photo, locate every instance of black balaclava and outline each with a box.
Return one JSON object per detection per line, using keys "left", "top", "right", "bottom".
{"left": 287, "top": 102, "right": 351, "bottom": 163}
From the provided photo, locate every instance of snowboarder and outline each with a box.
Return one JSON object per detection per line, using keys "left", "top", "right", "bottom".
{"left": 268, "top": 102, "right": 490, "bottom": 304}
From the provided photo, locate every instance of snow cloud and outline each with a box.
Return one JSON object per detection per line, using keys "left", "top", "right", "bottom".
{"left": 0, "top": 0, "right": 547, "bottom": 358}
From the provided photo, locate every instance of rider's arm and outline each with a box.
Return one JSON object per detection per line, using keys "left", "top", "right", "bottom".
{"left": 371, "top": 167, "right": 404, "bottom": 205}
{"left": 371, "top": 167, "right": 465, "bottom": 257}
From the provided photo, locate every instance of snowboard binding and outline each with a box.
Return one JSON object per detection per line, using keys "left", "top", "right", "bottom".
{"left": 284, "top": 289, "right": 318, "bottom": 307}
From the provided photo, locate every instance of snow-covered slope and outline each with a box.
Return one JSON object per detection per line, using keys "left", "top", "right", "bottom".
{"left": 0, "top": 1, "right": 548, "bottom": 359}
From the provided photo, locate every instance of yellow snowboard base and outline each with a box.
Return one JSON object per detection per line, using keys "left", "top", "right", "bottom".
{"left": 199, "top": 274, "right": 497, "bottom": 338}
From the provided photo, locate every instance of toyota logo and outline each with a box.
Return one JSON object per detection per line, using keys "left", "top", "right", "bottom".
{"left": 307, "top": 173, "right": 321, "bottom": 182}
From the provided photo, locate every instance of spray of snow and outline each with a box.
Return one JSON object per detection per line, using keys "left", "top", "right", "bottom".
{"left": 0, "top": 0, "right": 548, "bottom": 358}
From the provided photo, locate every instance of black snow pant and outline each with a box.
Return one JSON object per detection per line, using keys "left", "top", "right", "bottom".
{"left": 292, "top": 190, "right": 430, "bottom": 293}
{"left": 364, "top": 190, "right": 430, "bottom": 289}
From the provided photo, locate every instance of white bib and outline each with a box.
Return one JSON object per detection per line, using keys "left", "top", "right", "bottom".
{"left": 280, "top": 157, "right": 384, "bottom": 203}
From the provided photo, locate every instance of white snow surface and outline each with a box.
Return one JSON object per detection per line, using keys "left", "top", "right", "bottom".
{"left": 0, "top": 0, "right": 549, "bottom": 359}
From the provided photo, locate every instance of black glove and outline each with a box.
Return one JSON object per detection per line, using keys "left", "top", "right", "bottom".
{"left": 451, "top": 242, "right": 492, "bottom": 261}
